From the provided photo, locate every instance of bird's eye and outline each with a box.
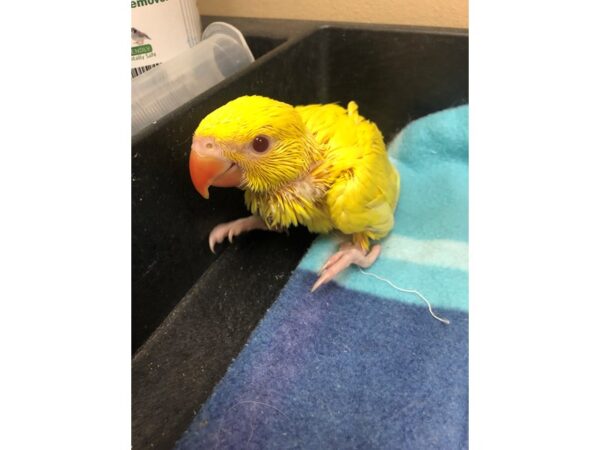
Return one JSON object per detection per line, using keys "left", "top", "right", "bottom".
{"left": 252, "top": 135, "right": 270, "bottom": 153}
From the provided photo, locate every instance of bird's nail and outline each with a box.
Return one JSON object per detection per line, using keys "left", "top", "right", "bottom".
{"left": 311, "top": 280, "right": 322, "bottom": 293}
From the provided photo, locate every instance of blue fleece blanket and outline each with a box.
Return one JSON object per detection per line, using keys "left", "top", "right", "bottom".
{"left": 176, "top": 105, "right": 469, "bottom": 450}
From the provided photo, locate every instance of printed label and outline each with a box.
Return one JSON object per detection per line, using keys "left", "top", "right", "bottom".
{"left": 131, "top": 0, "right": 192, "bottom": 69}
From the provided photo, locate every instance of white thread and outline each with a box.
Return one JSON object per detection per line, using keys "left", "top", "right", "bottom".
{"left": 359, "top": 269, "right": 451, "bottom": 325}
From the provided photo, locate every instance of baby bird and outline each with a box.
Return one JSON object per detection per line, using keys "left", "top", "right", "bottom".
{"left": 189, "top": 95, "right": 400, "bottom": 291}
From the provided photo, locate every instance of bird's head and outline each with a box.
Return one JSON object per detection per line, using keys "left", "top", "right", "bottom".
{"left": 189, "top": 95, "right": 318, "bottom": 199}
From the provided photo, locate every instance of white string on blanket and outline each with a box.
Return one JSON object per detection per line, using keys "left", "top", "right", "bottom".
{"left": 358, "top": 269, "right": 451, "bottom": 325}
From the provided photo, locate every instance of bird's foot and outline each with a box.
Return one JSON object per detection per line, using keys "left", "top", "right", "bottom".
{"left": 311, "top": 242, "right": 381, "bottom": 292}
{"left": 208, "top": 216, "right": 268, "bottom": 253}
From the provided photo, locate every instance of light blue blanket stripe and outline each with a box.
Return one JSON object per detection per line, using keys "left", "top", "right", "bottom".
{"left": 299, "top": 235, "right": 468, "bottom": 311}
{"left": 299, "top": 105, "right": 469, "bottom": 311}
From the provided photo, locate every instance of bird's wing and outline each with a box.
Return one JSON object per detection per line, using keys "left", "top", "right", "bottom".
{"left": 299, "top": 102, "right": 400, "bottom": 242}
{"left": 327, "top": 151, "right": 399, "bottom": 241}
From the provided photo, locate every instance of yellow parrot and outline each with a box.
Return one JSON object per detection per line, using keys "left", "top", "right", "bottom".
{"left": 189, "top": 95, "right": 400, "bottom": 291}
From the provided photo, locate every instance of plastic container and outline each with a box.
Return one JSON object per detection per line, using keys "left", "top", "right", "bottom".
{"left": 131, "top": 22, "right": 254, "bottom": 137}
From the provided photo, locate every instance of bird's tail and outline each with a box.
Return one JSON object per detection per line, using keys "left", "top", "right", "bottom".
{"left": 352, "top": 232, "right": 371, "bottom": 252}
{"left": 347, "top": 101, "right": 361, "bottom": 124}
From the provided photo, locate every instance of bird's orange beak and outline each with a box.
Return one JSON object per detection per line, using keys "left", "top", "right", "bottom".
{"left": 189, "top": 135, "right": 242, "bottom": 199}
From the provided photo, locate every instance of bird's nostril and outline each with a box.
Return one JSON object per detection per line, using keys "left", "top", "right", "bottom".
{"left": 206, "top": 143, "right": 213, "bottom": 149}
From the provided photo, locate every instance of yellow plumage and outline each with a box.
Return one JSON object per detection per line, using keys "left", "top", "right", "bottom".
{"left": 194, "top": 95, "right": 400, "bottom": 251}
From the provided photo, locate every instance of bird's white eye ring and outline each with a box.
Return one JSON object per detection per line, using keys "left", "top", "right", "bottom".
{"left": 252, "top": 135, "right": 270, "bottom": 153}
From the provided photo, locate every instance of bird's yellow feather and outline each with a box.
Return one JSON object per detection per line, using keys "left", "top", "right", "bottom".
{"left": 295, "top": 101, "right": 400, "bottom": 249}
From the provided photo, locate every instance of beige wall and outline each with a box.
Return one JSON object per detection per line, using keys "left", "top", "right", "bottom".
{"left": 197, "top": 0, "right": 467, "bottom": 29}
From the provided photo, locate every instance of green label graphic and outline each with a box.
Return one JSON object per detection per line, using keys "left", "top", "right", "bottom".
{"left": 132, "top": 44, "right": 153, "bottom": 56}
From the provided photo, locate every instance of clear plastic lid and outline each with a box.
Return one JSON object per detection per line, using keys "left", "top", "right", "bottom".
{"left": 132, "top": 22, "right": 254, "bottom": 137}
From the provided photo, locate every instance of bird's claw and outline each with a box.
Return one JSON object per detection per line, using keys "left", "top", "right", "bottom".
{"left": 311, "top": 243, "right": 381, "bottom": 293}
{"left": 208, "top": 216, "right": 268, "bottom": 254}
{"left": 209, "top": 222, "right": 240, "bottom": 253}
